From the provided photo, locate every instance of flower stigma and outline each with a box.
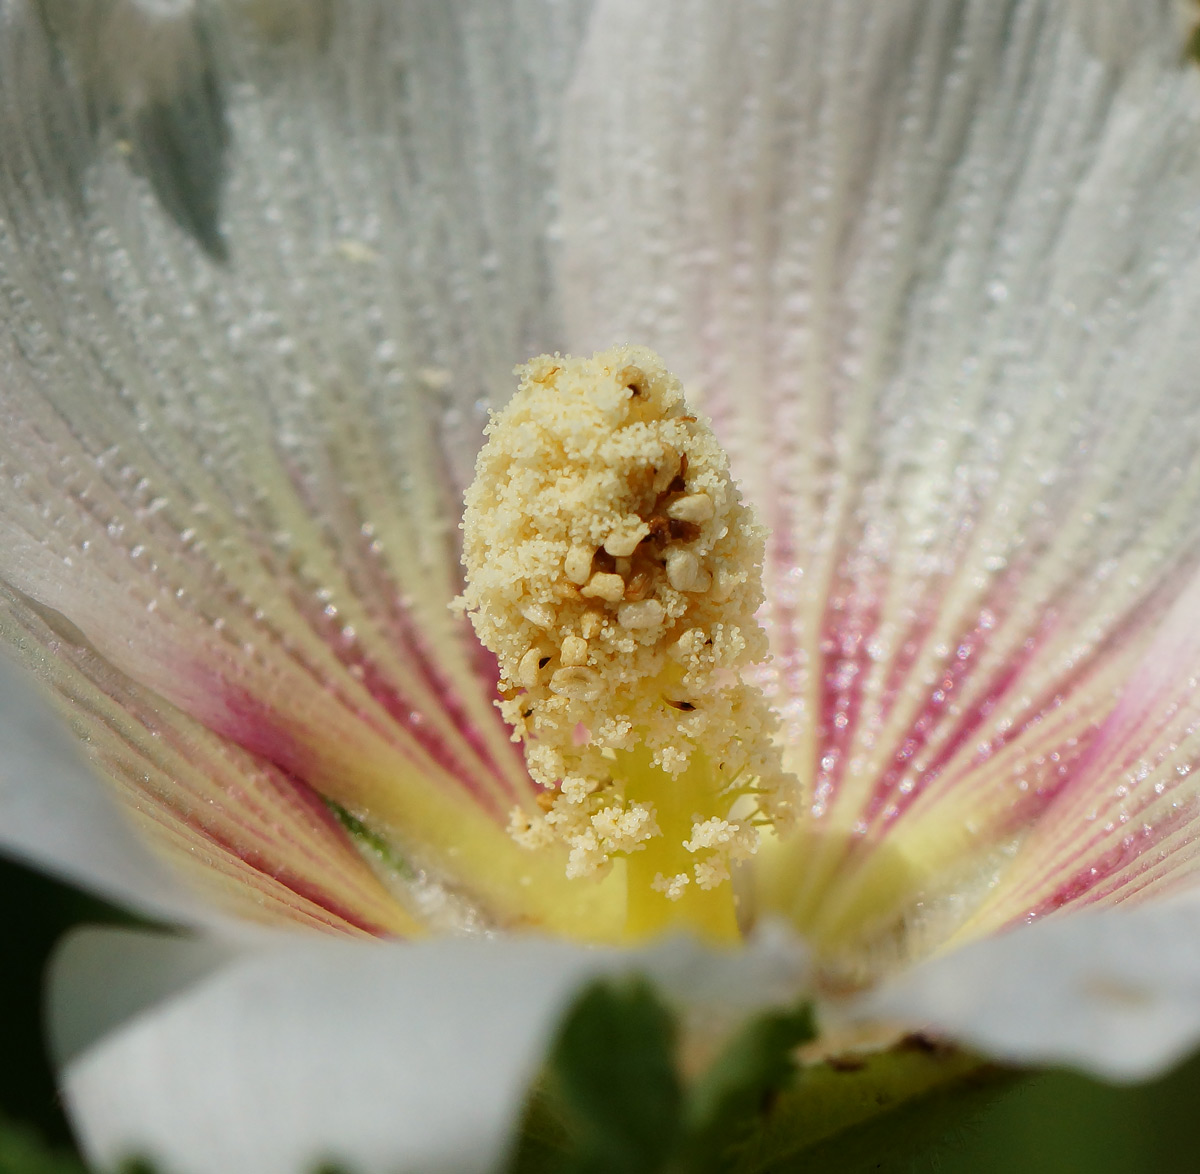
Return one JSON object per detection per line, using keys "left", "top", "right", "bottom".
{"left": 458, "top": 346, "right": 795, "bottom": 943}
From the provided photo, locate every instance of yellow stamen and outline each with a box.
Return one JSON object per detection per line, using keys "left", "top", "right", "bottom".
{"left": 458, "top": 345, "right": 794, "bottom": 939}
{"left": 621, "top": 746, "right": 741, "bottom": 944}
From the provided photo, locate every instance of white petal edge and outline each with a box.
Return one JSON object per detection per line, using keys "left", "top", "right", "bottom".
{"left": 844, "top": 893, "right": 1200, "bottom": 1081}
{"left": 52, "top": 926, "right": 810, "bottom": 1174}
{"left": 0, "top": 649, "right": 203, "bottom": 924}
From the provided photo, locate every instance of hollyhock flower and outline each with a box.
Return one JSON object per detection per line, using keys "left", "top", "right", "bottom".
{"left": 7, "top": 0, "right": 1200, "bottom": 1170}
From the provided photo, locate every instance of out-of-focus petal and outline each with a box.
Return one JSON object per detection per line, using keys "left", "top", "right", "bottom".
{"left": 0, "top": 647, "right": 199, "bottom": 924}
{"left": 850, "top": 888, "right": 1200, "bottom": 1080}
{"left": 560, "top": 0, "right": 1200, "bottom": 968}
{"left": 48, "top": 929, "right": 241, "bottom": 1067}
{"left": 0, "top": 0, "right": 621, "bottom": 935}
{"left": 50, "top": 926, "right": 809, "bottom": 1174}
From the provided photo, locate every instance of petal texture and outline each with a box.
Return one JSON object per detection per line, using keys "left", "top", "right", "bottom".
{"left": 0, "top": 646, "right": 199, "bottom": 924}
{"left": 0, "top": 0, "right": 620, "bottom": 934}
{"left": 1, "top": 588, "right": 424, "bottom": 936}
{"left": 560, "top": 0, "right": 1200, "bottom": 967}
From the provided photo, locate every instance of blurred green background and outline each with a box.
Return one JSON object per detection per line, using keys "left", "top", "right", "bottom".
{"left": 4, "top": 851, "right": 1200, "bottom": 1174}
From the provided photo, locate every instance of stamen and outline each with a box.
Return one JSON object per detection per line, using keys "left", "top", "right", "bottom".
{"left": 458, "top": 346, "right": 794, "bottom": 936}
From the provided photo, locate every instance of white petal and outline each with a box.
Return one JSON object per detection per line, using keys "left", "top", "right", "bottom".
{"left": 0, "top": 0, "right": 614, "bottom": 932}
{"left": 48, "top": 928, "right": 241, "bottom": 1068}
{"left": 52, "top": 927, "right": 809, "bottom": 1174}
{"left": 848, "top": 892, "right": 1200, "bottom": 1081}
{"left": 1066, "top": 0, "right": 1193, "bottom": 66}
{"left": 0, "top": 649, "right": 200, "bottom": 923}
{"left": 561, "top": 0, "right": 1200, "bottom": 963}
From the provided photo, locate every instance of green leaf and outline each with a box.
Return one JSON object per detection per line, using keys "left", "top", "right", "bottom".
{"left": 0, "top": 1114, "right": 87, "bottom": 1174}
{"left": 0, "top": 857, "right": 143, "bottom": 1151}
{"left": 528, "top": 977, "right": 684, "bottom": 1174}
{"left": 680, "top": 1001, "right": 816, "bottom": 1172}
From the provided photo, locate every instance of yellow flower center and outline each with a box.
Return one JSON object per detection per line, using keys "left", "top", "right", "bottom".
{"left": 458, "top": 346, "right": 794, "bottom": 942}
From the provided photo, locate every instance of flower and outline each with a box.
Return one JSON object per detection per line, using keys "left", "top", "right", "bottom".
{"left": 6, "top": 0, "right": 1200, "bottom": 1170}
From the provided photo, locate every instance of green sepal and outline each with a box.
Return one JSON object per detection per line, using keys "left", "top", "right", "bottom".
{"left": 724, "top": 1039, "right": 1010, "bottom": 1173}
{"left": 530, "top": 977, "right": 684, "bottom": 1174}
{"left": 508, "top": 976, "right": 1013, "bottom": 1174}
{"left": 680, "top": 1001, "right": 816, "bottom": 1173}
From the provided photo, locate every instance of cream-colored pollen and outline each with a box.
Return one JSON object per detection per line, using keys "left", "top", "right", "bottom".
{"left": 458, "top": 345, "right": 795, "bottom": 888}
{"left": 652, "top": 872, "right": 691, "bottom": 901}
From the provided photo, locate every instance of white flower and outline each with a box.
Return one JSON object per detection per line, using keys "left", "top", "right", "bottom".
{"left": 5, "top": 0, "right": 1200, "bottom": 1170}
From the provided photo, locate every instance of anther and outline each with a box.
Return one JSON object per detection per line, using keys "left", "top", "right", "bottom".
{"left": 603, "top": 521, "right": 650, "bottom": 557}
{"left": 667, "top": 493, "right": 715, "bottom": 524}
{"left": 458, "top": 344, "right": 795, "bottom": 888}
{"left": 618, "top": 599, "right": 665, "bottom": 630}
{"left": 564, "top": 545, "right": 594, "bottom": 585}
{"left": 550, "top": 666, "right": 603, "bottom": 700}
{"left": 665, "top": 548, "right": 711, "bottom": 593}
{"left": 517, "top": 648, "right": 544, "bottom": 688}
{"left": 521, "top": 601, "right": 555, "bottom": 628}
{"left": 561, "top": 634, "right": 589, "bottom": 666}
{"left": 581, "top": 572, "right": 625, "bottom": 602}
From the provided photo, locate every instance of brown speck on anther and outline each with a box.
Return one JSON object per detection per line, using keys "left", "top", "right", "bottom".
{"left": 616, "top": 364, "right": 646, "bottom": 396}
{"left": 669, "top": 518, "right": 702, "bottom": 542}
{"left": 646, "top": 515, "right": 672, "bottom": 544}
{"left": 665, "top": 699, "right": 696, "bottom": 711}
